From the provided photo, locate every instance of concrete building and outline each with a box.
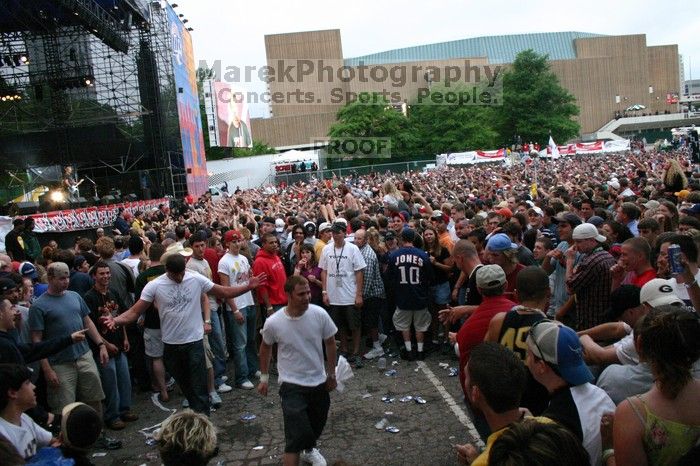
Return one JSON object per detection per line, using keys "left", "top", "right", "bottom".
{"left": 250, "top": 30, "right": 681, "bottom": 148}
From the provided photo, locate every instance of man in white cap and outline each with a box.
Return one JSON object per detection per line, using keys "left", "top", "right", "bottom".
{"left": 564, "top": 224, "right": 616, "bottom": 330}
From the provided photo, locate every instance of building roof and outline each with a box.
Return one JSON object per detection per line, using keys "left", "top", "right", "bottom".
{"left": 344, "top": 31, "right": 605, "bottom": 66}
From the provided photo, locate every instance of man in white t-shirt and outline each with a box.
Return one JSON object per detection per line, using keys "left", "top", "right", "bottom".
{"left": 320, "top": 221, "right": 365, "bottom": 368}
{"left": 257, "top": 275, "right": 337, "bottom": 466}
{"left": 218, "top": 230, "right": 259, "bottom": 390}
{"left": 103, "top": 254, "right": 266, "bottom": 416}
{"left": 0, "top": 364, "right": 53, "bottom": 460}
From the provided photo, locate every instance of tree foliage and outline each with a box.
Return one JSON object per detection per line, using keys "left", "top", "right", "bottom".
{"left": 408, "top": 83, "right": 500, "bottom": 154}
{"left": 326, "top": 50, "right": 581, "bottom": 161}
{"left": 495, "top": 49, "right": 580, "bottom": 145}
{"left": 328, "top": 92, "right": 418, "bottom": 161}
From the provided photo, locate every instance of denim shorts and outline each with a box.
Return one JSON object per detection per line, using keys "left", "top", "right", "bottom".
{"left": 430, "top": 281, "right": 451, "bottom": 305}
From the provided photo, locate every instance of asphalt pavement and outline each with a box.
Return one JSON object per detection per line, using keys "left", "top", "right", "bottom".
{"left": 90, "top": 348, "right": 483, "bottom": 465}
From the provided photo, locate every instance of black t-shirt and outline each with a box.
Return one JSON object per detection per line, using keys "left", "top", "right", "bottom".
{"left": 428, "top": 247, "right": 451, "bottom": 285}
{"left": 498, "top": 309, "right": 549, "bottom": 415}
{"left": 135, "top": 265, "right": 165, "bottom": 329}
{"left": 84, "top": 287, "right": 128, "bottom": 351}
{"left": 464, "top": 264, "right": 483, "bottom": 306}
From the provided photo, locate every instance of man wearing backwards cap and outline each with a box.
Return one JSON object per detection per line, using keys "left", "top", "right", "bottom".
{"left": 564, "top": 223, "right": 616, "bottom": 331}
{"left": 579, "top": 279, "right": 684, "bottom": 368}
{"left": 526, "top": 320, "right": 615, "bottom": 465}
{"left": 455, "top": 265, "right": 516, "bottom": 396}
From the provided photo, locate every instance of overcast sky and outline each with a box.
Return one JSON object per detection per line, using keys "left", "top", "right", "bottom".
{"left": 172, "top": 0, "right": 699, "bottom": 117}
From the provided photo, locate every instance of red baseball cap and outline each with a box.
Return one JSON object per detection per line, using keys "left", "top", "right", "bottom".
{"left": 224, "top": 229, "right": 243, "bottom": 245}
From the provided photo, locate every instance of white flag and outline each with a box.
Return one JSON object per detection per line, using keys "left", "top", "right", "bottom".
{"left": 548, "top": 135, "right": 560, "bottom": 159}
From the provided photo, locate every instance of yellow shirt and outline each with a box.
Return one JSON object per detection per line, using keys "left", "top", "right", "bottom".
{"left": 471, "top": 416, "right": 554, "bottom": 466}
{"left": 314, "top": 239, "right": 327, "bottom": 262}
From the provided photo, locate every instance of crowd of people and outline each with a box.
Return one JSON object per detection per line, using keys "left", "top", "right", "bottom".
{"left": 1, "top": 144, "right": 700, "bottom": 465}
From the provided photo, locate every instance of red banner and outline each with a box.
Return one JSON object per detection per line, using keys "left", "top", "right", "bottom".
{"left": 21, "top": 198, "right": 169, "bottom": 233}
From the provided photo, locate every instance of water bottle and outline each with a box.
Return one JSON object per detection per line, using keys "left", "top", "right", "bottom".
{"left": 377, "top": 357, "right": 387, "bottom": 370}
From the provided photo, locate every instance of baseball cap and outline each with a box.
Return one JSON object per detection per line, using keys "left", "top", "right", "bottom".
{"left": 400, "top": 228, "right": 416, "bottom": 244}
{"left": 681, "top": 204, "right": 700, "bottom": 215}
{"left": 495, "top": 207, "right": 513, "bottom": 220}
{"left": 224, "top": 229, "right": 243, "bottom": 245}
{"left": 384, "top": 231, "right": 397, "bottom": 242}
{"left": 526, "top": 320, "right": 594, "bottom": 386}
{"left": 554, "top": 212, "right": 582, "bottom": 227}
{"left": 318, "top": 222, "right": 332, "bottom": 233}
{"left": 331, "top": 220, "right": 346, "bottom": 233}
{"left": 528, "top": 206, "right": 544, "bottom": 217}
{"left": 572, "top": 223, "right": 606, "bottom": 242}
{"left": 0, "top": 278, "right": 18, "bottom": 293}
{"left": 643, "top": 199, "right": 660, "bottom": 210}
{"left": 303, "top": 221, "right": 316, "bottom": 235}
{"left": 47, "top": 262, "right": 70, "bottom": 279}
{"left": 640, "top": 278, "right": 683, "bottom": 307}
{"left": 275, "top": 218, "right": 285, "bottom": 232}
{"left": 486, "top": 233, "right": 518, "bottom": 252}
{"left": 476, "top": 265, "right": 506, "bottom": 289}
{"left": 675, "top": 189, "right": 690, "bottom": 200}
{"left": 587, "top": 216, "right": 605, "bottom": 227}
{"left": 19, "top": 262, "right": 38, "bottom": 279}
{"left": 430, "top": 211, "right": 448, "bottom": 223}
{"left": 161, "top": 243, "right": 193, "bottom": 261}
{"left": 61, "top": 402, "right": 101, "bottom": 452}
{"left": 607, "top": 285, "right": 642, "bottom": 321}
{"left": 262, "top": 216, "right": 276, "bottom": 225}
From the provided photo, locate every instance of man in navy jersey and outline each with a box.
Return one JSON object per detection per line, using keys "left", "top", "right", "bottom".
{"left": 386, "top": 229, "right": 434, "bottom": 361}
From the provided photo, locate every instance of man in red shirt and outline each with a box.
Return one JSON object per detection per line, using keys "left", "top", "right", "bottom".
{"left": 252, "top": 233, "right": 287, "bottom": 316}
{"left": 455, "top": 265, "right": 516, "bottom": 396}
{"left": 611, "top": 237, "right": 656, "bottom": 290}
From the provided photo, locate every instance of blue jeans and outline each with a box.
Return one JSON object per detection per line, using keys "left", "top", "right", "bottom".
{"left": 208, "top": 307, "right": 228, "bottom": 386}
{"left": 163, "top": 340, "right": 209, "bottom": 415}
{"left": 98, "top": 352, "right": 132, "bottom": 423}
{"left": 231, "top": 305, "right": 259, "bottom": 384}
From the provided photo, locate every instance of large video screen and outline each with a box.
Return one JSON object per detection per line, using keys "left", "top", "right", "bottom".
{"left": 166, "top": 3, "right": 208, "bottom": 197}
{"left": 214, "top": 82, "right": 253, "bottom": 148}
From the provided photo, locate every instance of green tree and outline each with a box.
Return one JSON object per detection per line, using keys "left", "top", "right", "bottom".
{"left": 328, "top": 92, "right": 418, "bottom": 166}
{"left": 496, "top": 49, "right": 580, "bottom": 146}
{"left": 408, "top": 83, "right": 500, "bottom": 154}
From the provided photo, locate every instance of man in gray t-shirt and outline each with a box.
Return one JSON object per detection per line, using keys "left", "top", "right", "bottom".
{"left": 29, "top": 262, "right": 108, "bottom": 415}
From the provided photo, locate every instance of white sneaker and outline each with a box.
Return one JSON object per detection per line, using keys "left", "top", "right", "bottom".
{"left": 363, "top": 347, "right": 385, "bottom": 360}
{"left": 217, "top": 383, "right": 233, "bottom": 393}
{"left": 254, "top": 370, "right": 262, "bottom": 378}
{"left": 181, "top": 399, "right": 189, "bottom": 408}
{"left": 378, "top": 333, "right": 387, "bottom": 345}
{"left": 237, "top": 380, "right": 255, "bottom": 390}
{"left": 209, "top": 392, "right": 222, "bottom": 409}
{"left": 300, "top": 448, "right": 327, "bottom": 466}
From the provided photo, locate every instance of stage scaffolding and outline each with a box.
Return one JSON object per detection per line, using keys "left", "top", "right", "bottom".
{"left": 0, "top": 0, "right": 189, "bottom": 206}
